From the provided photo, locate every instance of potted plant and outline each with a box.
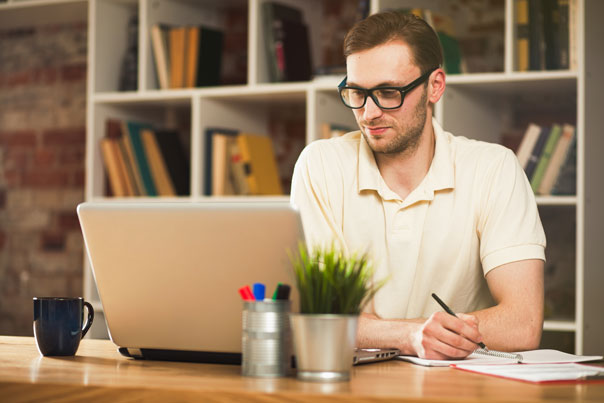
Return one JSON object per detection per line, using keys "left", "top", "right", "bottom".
{"left": 289, "top": 244, "right": 384, "bottom": 382}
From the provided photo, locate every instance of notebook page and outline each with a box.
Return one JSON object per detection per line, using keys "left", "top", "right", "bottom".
{"left": 397, "top": 349, "right": 603, "bottom": 367}
{"left": 453, "top": 363, "right": 604, "bottom": 383}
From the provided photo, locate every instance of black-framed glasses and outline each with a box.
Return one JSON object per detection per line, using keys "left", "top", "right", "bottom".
{"left": 337, "top": 67, "right": 438, "bottom": 110}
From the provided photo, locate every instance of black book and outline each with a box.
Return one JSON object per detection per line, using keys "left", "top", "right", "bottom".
{"left": 528, "top": 0, "right": 545, "bottom": 70}
{"left": 524, "top": 125, "right": 551, "bottom": 180}
{"left": 196, "top": 27, "right": 224, "bottom": 87}
{"left": 542, "top": 0, "right": 561, "bottom": 70}
{"left": 281, "top": 18, "right": 312, "bottom": 81}
{"left": 153, "top": 130, "right": 190, "bottom": 196}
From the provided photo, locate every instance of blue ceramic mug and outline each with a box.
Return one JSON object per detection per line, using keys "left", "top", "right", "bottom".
{"left": 33, "top": 297, "right": 94, "bottom": 356}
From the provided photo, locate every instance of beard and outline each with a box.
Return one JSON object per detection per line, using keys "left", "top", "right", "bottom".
{"left": 360, "top": 87, "right": 428, "bottom": 156}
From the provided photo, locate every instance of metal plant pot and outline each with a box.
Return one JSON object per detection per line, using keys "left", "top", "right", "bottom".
{"left": 289, "top": 313, "right": 358, "bottom": 382}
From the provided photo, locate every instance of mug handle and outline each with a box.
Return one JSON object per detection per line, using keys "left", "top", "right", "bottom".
{"left": 81, "top": 301, "right": 95, "bottom": 338}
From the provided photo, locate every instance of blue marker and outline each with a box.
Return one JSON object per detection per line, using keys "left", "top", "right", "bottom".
{"left": 252, "top": 283, "right": 266, "bottom": 301}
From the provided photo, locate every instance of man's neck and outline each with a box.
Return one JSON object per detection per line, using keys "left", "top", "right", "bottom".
{"left": 374, "top": 121, "right": 436, "bottom": 201}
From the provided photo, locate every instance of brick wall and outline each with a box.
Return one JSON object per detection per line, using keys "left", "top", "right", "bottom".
{"left": 0, "top": 22, "right": 87, "bottom": 335}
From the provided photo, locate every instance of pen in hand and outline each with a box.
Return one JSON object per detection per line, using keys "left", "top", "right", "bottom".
{"left": 431, "top": 293, "right": 487, "bottom": 350}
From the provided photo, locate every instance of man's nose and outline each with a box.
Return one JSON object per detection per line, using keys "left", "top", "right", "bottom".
{"left": 363, "top": 95, "right": 383, "bottom": 121}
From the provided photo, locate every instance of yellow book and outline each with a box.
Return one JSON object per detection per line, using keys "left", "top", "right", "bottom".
{"left": 169, "top": 26, "right": 186, "bottom": 88}
{"left": 100, "top": 138, "right": 128, "bottom": 197}
{"left": 237, "top": 134, "right": 283, "bottom": 195}
{"left": 516, "top": 0, "right": 530, "bottom": 71}
{"left": 185, "top": 26, "right": 200, "bottom": 88}
{"left": 141, "top": 129, "right": 176, "bottom": 196}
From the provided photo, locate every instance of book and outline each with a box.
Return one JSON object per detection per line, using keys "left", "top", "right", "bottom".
{"left": 515, "top": 123, "right": 542, "bottom": 169}
{"left": 262, "top": 2, "right": 303, "bottom": 82}
{"left": 531, "top": 123, "right": 562, "bottom": 192}
{"left": 141, "top": 129, "right": 176, "bottom": 196}
{"left": 552, "top": 133, "right": 577, "bottom": 195}
{"left": 237, "top": 133, "right": 283, "bottom": 195}
{"left": 569, "top": 0, "right": 577, "bottom": 70}
{"left": 105, "top": 118, "right": 137, "bottom": 196}
{"left": 151, "top": 24, "right": 170, "bottom": 90}
{"left": 229, "top": 140, "right": 250, "bottom": 195}
{"left": 203, "top": 127, "right": 238, "bottom": 196}
{"left": 279, "top": 16, "right": 312, "bottom": 81}
{"left": 122, "top": 121, "right": 157, "bottom": 196}
{"left": 196, "top": 27, "right": 224, "bottom": 87}
{"left": 169, "top": 26, "right": 187, "bottom": 88}
{"left": 515, "top": 0, "right": 530, "bottom": 71}
{"left": 100, "top": 138, "right": 128, "bottom": 197}
{"left": 185, "top": 26, "right": 200, "bottom": 88}
{"left": 431, "top": 12, "right": 465, "bottom": 75}
{"left": 524, "top": 125, "right": 550, "bottom": 180}
{"left": 538, "top": 123, "right": 575, "bottom": 195}
{"left": 453, "top": 363, "right": 604, "bottom": 383}
{"left": 212, "top": 133, "right": 236, "bottom": 195}
{"left": 542, "top": 0, "right": 562, "bottom": 70}
{"left": 152, "top": 129, "right": 190, "bottom": 196}
{"left": 558, "top": 0, "right": 570, "bottom": 69}
{"left": 119, "top": 15, "right": 138, "bottom": 91}
{"left": 528, "top": 0, "right": 545, "bottom": 70}
{"left": 398, "top": 349, "right": 603, "bottom": 367}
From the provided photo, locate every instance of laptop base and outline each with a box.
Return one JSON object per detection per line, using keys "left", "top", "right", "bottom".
{"left": 118, "top": 347, "right": 241, "bottom": 365}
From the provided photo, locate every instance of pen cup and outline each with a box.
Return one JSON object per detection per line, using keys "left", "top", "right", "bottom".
{"left": 241, "top": 300, "right": 291, "bottom": 377}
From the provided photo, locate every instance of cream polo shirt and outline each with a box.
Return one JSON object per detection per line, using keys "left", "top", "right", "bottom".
{"left": 290, "top": 118, "right": 546, "bottom": 319}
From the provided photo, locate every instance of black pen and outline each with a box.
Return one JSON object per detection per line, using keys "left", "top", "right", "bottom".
{"left": 431, "top": 293, "right": 487, "bottom": 350}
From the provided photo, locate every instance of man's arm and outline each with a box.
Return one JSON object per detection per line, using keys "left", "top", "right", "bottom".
{"left": 356, "top": 258, "right": 544, "bottom": 358}
{"left": 471, "top": 258, "right": 544, "bottom": 351}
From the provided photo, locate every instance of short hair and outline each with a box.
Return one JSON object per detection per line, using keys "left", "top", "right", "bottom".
{"left": 343, "top": 11, "right": 443, "bottom": 74}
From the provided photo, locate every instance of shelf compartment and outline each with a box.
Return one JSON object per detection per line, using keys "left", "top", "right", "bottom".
{"left": 91, "top": 102, "right": 192, "bottom": 198}
{"left": 0, "top": 0, "right": 87, "bottom": 29}
{"left": 143, "top": 0, "right": 248, "bottom": 91}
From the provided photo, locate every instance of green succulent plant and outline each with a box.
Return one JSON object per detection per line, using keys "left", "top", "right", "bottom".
{"left": 289, "top": 243, "right": 385, "bottom": 315}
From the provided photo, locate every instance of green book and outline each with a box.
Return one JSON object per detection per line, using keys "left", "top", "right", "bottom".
{"left": 531, "top": 124, "right": 562, "bottom": 193}
{"left": 124, "top": 121, "right": 157, "bottom": 196}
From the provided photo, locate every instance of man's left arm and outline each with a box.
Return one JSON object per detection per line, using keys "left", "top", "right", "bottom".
{"left": 472, "top": 258, "right": 544, "bottom": 351}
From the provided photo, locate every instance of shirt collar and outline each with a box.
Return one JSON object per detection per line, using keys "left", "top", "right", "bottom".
{"left": 358, "top": 118, "right": 455, "bottom": 202}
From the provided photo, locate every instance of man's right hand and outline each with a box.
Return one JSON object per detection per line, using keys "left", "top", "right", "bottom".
{"left": 411, "top": 311, "right": 483, "bottom": 360}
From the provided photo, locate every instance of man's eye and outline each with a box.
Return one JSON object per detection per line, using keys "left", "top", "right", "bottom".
{"left": 376, "top": 89, "right": 399, "bottom": 99}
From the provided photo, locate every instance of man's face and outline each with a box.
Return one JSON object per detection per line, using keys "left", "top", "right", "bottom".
{"left": 346, "top": 41, "right": 430, "bottom": 155}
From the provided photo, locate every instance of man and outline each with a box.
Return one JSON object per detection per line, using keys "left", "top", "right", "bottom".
{"left": 290, "top": 11, "right": 546, "bottom": 360}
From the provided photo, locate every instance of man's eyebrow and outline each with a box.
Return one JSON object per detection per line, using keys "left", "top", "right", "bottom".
{"left": 345, "top": 80, "right": 405, "bottom": 88}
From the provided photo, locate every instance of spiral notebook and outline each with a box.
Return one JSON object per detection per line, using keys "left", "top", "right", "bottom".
{"left": 397, "top": 349, "right": 603, "bottom": 367}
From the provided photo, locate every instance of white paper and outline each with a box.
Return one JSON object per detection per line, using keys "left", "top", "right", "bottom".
{"left": 453, "top": 363, "right": 604, "bottom": 383}
{"left": 396, "top": 349, "right": 603, "bottom": 367}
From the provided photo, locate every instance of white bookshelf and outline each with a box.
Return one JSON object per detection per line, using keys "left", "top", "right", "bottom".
{"left": 3, "top": 0, "right": 599, "bottom": 351}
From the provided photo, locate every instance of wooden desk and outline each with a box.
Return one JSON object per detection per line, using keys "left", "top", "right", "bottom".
{"left": 1, "top": 336, "right": 603, "bottom": 402}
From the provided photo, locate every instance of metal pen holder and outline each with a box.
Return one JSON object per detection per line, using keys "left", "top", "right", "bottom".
{"left": 241, "top": 300, "right": 291, "bottom": 377}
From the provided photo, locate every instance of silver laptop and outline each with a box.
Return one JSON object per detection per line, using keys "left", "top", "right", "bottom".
{"left": 78, "top": 200, "right": 304, "bottom": 363}
{"left": 78, "top": 200, "right": 399, "bottom": 365}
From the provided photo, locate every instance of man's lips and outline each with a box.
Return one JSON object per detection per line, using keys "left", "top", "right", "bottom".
{"left": 365, "top": 126, "right": 389, "bottom": 136}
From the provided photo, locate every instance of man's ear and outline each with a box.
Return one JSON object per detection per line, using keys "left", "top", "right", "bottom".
{"left": 428, "top": 68, "right": 446, "bottom": 104}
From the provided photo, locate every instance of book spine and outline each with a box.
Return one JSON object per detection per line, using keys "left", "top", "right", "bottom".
{"left": 524, "top": 126, "right": 550, "bottom": 180}
{"left": 531, "top": 123, "right": 562, "bottom": 192}
{"left": 516, "top": 0, "right": 530, "bottom": 71}
{"left": 100, "top": 138, "right": 128, "bottom": 197}
{"left": 126, "top": 122, "right": 157, "bottom": 196}
{"left": 141, "top": 129, "right": 176, "bottom": 196}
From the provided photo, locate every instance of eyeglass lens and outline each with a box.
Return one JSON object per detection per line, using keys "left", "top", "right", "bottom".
{"left": 340, "top": 88, "right": 402, "bottom": 109}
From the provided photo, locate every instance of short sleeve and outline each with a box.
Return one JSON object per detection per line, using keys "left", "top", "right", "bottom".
{"left": 477, "top": 148, "right": 546, "bottom": 274}
{"left": 290, "top": 142, "right": 347, "bottom": 251}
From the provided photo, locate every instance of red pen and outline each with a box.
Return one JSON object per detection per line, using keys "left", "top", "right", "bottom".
{"left": 238, "top": 285, "right": 255, "bottom": 301}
